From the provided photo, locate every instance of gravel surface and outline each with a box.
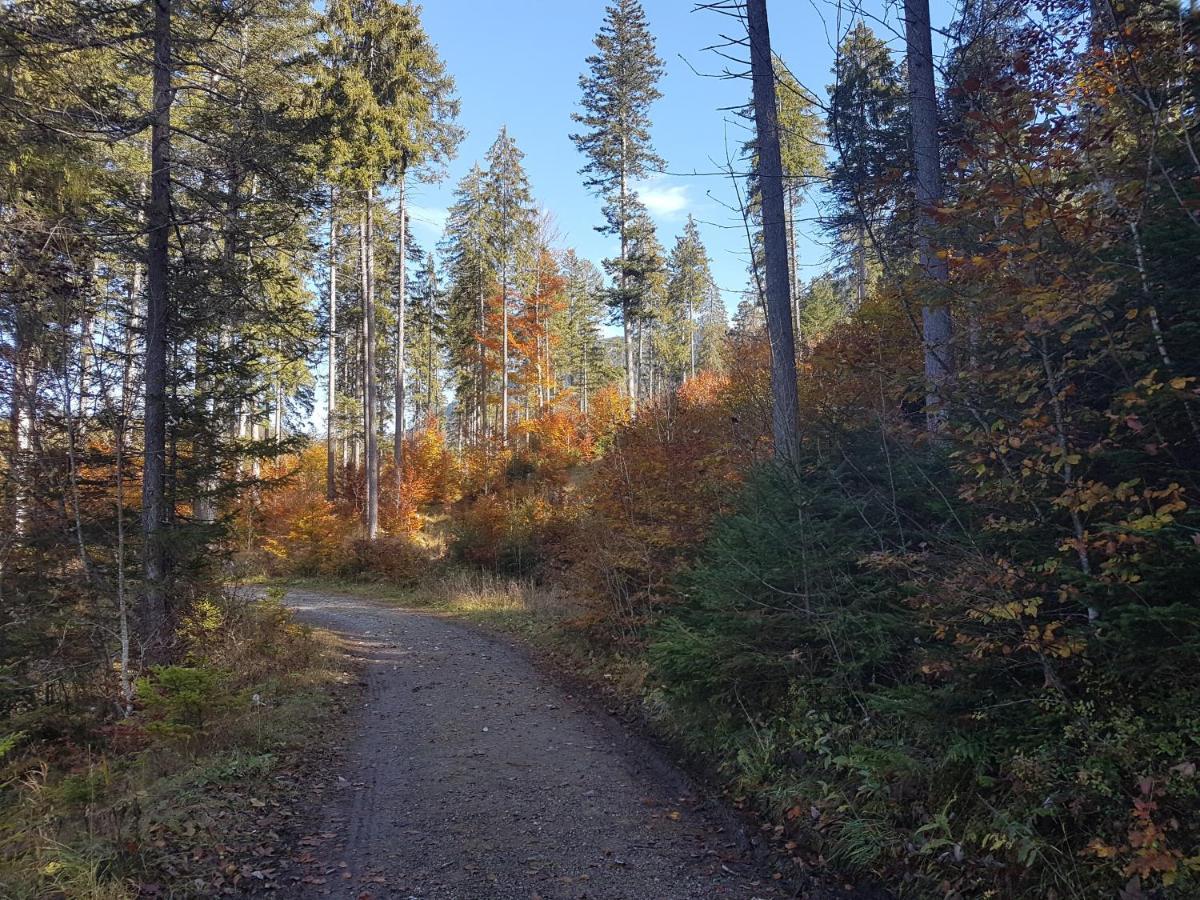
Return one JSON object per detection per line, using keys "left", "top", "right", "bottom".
{"left": 284, "top": 587, "right": 787, "bottom": 900}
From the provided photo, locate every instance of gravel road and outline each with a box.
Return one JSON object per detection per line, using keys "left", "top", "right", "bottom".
{"left": 284, "top": 587, "right": 786, "bottom": 900}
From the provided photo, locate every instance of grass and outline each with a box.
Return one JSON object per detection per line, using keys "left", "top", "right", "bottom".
{"left": 0, "top": 591, "right": 350, "bottom": 899}
{"left": 278, "top": 567, "right": 583, "bottom": 638}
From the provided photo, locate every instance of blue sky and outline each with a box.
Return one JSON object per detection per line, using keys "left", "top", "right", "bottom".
{"left": 404, "top": 0, "right": 958, "bottom": 316}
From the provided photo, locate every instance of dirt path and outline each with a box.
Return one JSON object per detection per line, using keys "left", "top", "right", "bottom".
{"left": 284, "top": 587, "right": 785, "bottom": 900}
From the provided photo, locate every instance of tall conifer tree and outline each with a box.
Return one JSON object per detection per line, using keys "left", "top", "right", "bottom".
{"left": 571, "top": 0, "right": 665, "bottom": 415}
{"left": 482, "top": 129, "right": 535, "bottom": 444}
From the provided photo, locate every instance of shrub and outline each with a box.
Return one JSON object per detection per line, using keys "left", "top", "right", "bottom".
{"left": 135, "top": 665, "right": 235, "bottom": 741}
{"left": 648, "top": 442, "right": 1200, "bottom": 897}
{"left": 346, "top": 534, "right": 433, "bottom": 583}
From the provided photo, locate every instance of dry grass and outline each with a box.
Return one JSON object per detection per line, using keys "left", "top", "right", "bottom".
{"left": 407, "top": 569, "right": 581, "bottom": 619}
{"left": 0, "top": 591, "right": 348, "bottom": 899}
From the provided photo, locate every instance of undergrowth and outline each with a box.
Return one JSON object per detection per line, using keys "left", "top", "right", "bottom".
{"left": 0, "top": 588, "right": 345, "bottom": 898}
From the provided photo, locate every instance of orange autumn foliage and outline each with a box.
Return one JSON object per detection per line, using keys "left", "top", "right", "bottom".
{"left": 562, "top": 344, "right": 772, "bottom": 638}
{"left": 257, "top": 447, "right": 358, "bottom": 577}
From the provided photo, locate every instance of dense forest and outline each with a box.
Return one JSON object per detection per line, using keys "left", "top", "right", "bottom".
{"left": 3, "top": 0, "right": 1200, "bottom": 897}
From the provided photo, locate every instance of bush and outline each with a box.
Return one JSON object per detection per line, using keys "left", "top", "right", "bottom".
{"left": 346, "top": 534, "right": 433, "bottom": 583}
{"left": 135, "top": 665, "right": 235, "bottom": 741}
{"left": 560, "top": 366, "right": 770, "bottom": 641}
{"left": 0, "top": 586, "right": 337, "bottom": 897}
{"left": 452, "top": 493, "right": 548, "bottom": 575}
{"left": 647, "top": 442, "right": 1200, "bottom": 897}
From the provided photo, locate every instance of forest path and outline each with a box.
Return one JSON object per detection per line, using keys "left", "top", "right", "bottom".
{"left": 283, "top": 587, "right": 785, "bottom": 900}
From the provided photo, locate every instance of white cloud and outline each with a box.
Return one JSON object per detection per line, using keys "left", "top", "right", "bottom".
{"left": 634, "top": 179, "right": 689, "bottom": 219}
{"left": 407, "top": 204, "right": 448, "bottom": 236}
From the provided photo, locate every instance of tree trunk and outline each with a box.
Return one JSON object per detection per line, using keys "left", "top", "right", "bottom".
{"left": 501, "top": 259, "right": 509, "bottom": 444}
{"left": 581, "top": 350, "right": 589, "bottom": 414}
{"left": 426, "top": 268, "right": 436, "bottom": 419}
{"left": 637, "top": 324, "right": 645, "bottom": 403}
{"left": 142, "top": 0, "right": 173, "bottom": 651}
{"left": 115, "top": 409, "right": 133, "bottom": 715}
{"left": 747, "top": 0, "right": 801, "bottom": 465}
{"left": 689, "top": 301, "right": 696, "bottom": 380}
{"left": 327, "top": 187, "right": 338, "bottom": 502}
{"left": 476, "top": 246, "right": 486, "bottom": 443}
{"left": 787, "top": 191, "right": 799, "bottom": 331}
{"left": 904, "top": 0, "right": 953, "bottom": 432}
{"left": 394, "top": 173, "right": 407, "bottom": 506}
{"left": 361, "top": 189, "right": 379, "bottom": 539}
{"left": 620, "top": 155, "right": 636, "bottom": 415}
{"left": 9, "top": 312, "right": 33, "bottom": 538}
{"left": 855, "top": 222, "right": 867, "bottom": 307}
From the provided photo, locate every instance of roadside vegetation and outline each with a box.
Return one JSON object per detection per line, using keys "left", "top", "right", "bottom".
{"left": 0, "top": 590, "right": 345, "bottom": 898}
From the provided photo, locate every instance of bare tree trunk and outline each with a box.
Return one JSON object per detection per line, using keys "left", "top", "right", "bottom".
{"left": 620, "top": 151, "right": 636, "bottom": 416}
{"left": 581, "top": 348, "right": 589, "bottom": 415}
{"left": 636, "top": 324, "right": 645, "bottom": 404}
{"left": 327, "top": 187, "right": 338, "bottom": 502}
{"left": 501, "top": 259, "right": 509, "bottom": 444}
{"left": 361, "top": 189, "right": 379, "bottom": 539}
{"left": 689, "top": 311, "right": 697, "bottom": 380}
{"left": 747, "top": 0, "right": 801, "bottom": 465}
{"left": 904, "top": 0, "right": 953, "bottom": 432}
{"left": 115, "top": 295, "right": 137, "bottom": 712}
{"left": 115, "top": 409, "right": 133, "bottom": 715}
{"left": 535, "top": 257, "right": 546, "bottom": 409}
{"left": 426, "top": 265, "right": 436, "bottom": 419}
{"left": 394, "top": 173, "right": 407, "bottom": 505}
{"left": 142, "top": 0, "right": 173, "bottom": 652}
{"left": 787, "top": 191, "right": 799, "bottom": 327}
{"left": 60, "top": 346, "right": 91, "bottom": 582}
{"left": 273, "top": 380, "right": 283, "bottom": 440}
{"left": 476, "top": 246, "right": 485, "bottom": 443}
{"left": 9, "top": 314, "right": 33, "bottom": 538}
{"left": 855, "top": 222, "right": 867, "bottom": 307}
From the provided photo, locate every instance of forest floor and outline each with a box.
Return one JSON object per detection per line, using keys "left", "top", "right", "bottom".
{"left": 277, "top": 585, "right": 791, "bottom": 900}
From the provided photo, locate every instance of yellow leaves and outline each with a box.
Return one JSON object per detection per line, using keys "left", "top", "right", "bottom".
{"left": 918, "top": 659, "right": 953, "bottom": 678}
{"left": 1000, "top": 598, "right": 1041, "bottom": 621}
{"left": 1084, "top": 838, "right": 1120, "bottom": 860}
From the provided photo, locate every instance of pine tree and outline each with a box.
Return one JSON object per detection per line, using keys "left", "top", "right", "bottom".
{"left": 442, "top": 164, "right": 494, "bottom": 444}
{"left": 824, "top": 22, "right": 910, "bottom": 306}
{"left": 571, "top": 0, "right": 665, "bottom": 415}
{"left": 482, "top": 128, "right": 536, "bottom": 444}
{"left": 744, "top": 56, "right": 824, "bottom": 327}
{"left": 665, "top": 216, "right": 720, "bottom": 382}
{"left": 553, "top": 250, "right": 611, "bottom": 412}
{"left": 319, "top": 0, "right": 459, "bottom": 534}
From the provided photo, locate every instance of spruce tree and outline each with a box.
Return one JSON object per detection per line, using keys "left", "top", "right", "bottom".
{"left": 571, "top": 0, "right": 665, "bottom": 415}
{"left": 442, "top": 164, "right": 494, "bottom": 443}
{"left": 383, "top": 7, "right": 460, "bottom": 503}
{"left": 408, "top": 253, "right": 445, "bottom": 423}
{"left": 319, "top": 0, "right": 460, "bottom": 534}
{"left": 482, "top": 128, "right": 536, "bottom": 444}
{"left": 553, "top": 251, "right": 611, "bottom": 412}
{"left": 744, "top": 56, "right": 824, "bottom": 327}
{"left": 665, "top": 216, "right": 720, "bottom": 381}
{"left": 824, "top": 22, "right": 910, "bottom": 306}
